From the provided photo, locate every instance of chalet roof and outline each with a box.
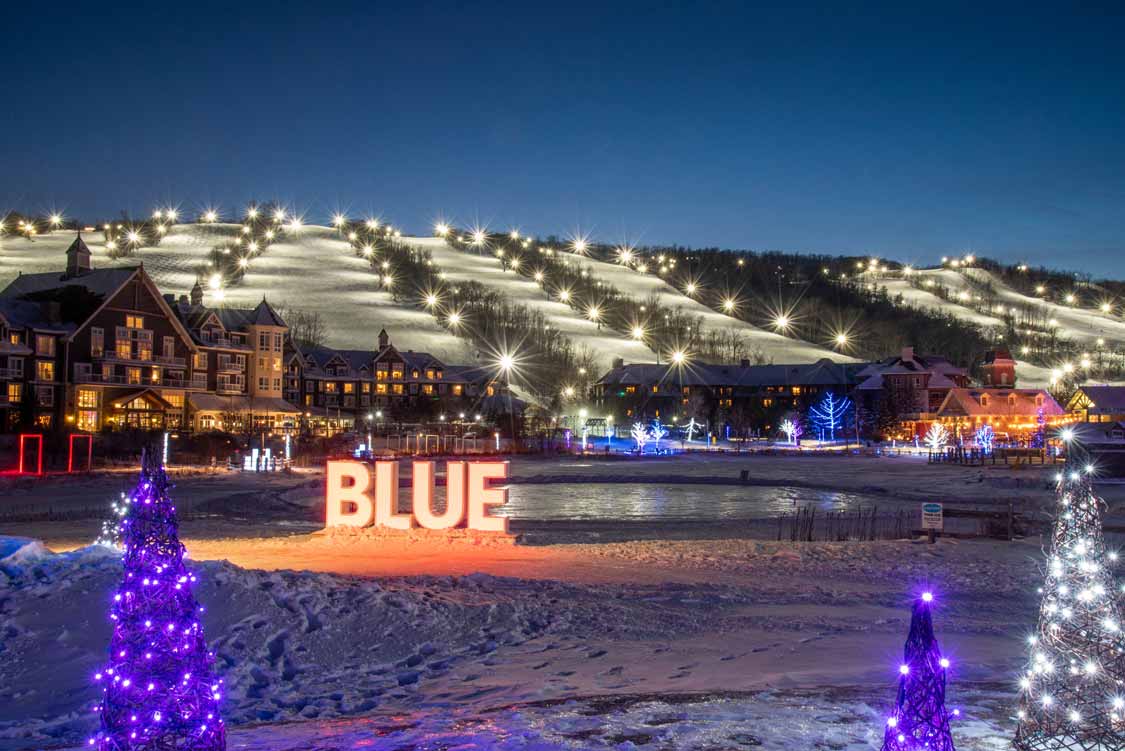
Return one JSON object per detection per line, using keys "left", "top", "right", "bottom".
{"left": 854, "top": 349, "right": 968, "bottom": 390}
{"left": 935, "top": 388, "right": 1063, "bottom": 418}
{"left": 214, "top": 299, "right": 287, "bottom": 330}
{"left": 0, "top": 266, "right": 139, "bottom": 301}
{"left": 984, "top": 348, "right": 1014, "bottom": 363}
{"left": 596, "top": 358, "right": 870, "bottom": 389}
{"left": 188, "top": 393, "right": 302, "bottom": 414}
{"left": 1073, "top": 385, "right": 1125, "bottom": 412}
{"left": 0, "top": 297, "right": 74, "bottom": 332}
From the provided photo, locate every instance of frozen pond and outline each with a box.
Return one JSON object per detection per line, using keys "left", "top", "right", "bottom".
{"left": 498, "top": 483, "right": 891, "bottom": 521}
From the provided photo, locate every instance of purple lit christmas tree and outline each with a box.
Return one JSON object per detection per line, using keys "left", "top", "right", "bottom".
{"left": 881, "top": 592, "right": 957, "bottom": 751}
{"left": 90, "top": 449, "right": 226, "bottom": 750}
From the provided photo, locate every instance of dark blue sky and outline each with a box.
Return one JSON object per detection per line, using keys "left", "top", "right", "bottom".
{"left": 4, "top": 2, "right": 1124, "bottom": 276}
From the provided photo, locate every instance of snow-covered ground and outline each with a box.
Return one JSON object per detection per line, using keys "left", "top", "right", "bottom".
{"left": 406, "top": 238, "right": 660, "bottom": 370}
{"left": 567, "top": 249, "right": 857, "bottom": 364}
{"left": 0, "top": 453, "right": 1101, "bottom": 750}
{"left": 963, "top": 267, "right": 1125, "bottom": 346}
{"left": 411, "top": 237, "right": 853, "bottom": 366}
{"left": 2, "top": 531, "right": 1033, "bottom": 751}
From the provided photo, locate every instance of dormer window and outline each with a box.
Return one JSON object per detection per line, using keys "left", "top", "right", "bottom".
{"left": 979, "top": 393, "right": 990, "bottom": 408}
{"left": 1035, "top": 394, "right": 1044, "bottom": 408}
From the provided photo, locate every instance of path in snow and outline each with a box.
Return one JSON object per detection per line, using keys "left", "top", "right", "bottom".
{"left": 406, "top": 237, "right": 659, "bottom": 371}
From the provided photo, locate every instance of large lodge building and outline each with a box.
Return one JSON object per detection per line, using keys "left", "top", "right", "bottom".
{"left": 595, "top": 346, "right": 1069, "bottom": 442}
{"left": 0, "top": 234, "right": 504, "bottom": 434}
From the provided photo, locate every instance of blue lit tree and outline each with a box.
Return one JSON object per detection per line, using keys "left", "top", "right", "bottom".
{"left": 809, "top": 392, "right": 852, "bottom": 442}
{"left": 90, "top": 449, "right": 226, "bottom": 750}
{"left": 881, "top": 592, "right": 957, "bottom": 751}
{"left": 1030, "top": 407, "right": 1046, "bottom": 449}
{"left": 974, "top": 424, "right": 995, "bottom": 455}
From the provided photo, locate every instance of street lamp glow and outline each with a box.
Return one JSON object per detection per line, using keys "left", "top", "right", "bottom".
{"left": 273, "top": 208, "right": 287, "bottom": 223}
{"left": 671, "top": 350, "right": 687, "bottom": 365}
{"left": 424, "top": 292, "right": 439, "bottom": 307}
{"left": 631, "top": 325, "right": 645, "bottom": 340}
{"left": 332, "top": 213, "right": 347, "bottom": 227}
{"left": 207, "top": 273, "right": 222, "bottom": 290}
{"left": 773, "top": 314, "right": 790, "bottom": 331}
{"left": 202, "top": 209, "right": 219, "bottom": 223}
{"left": 434, "top": 222, "right": 450, "bottom": 236}
{"left": 835, "top": 332, "right": 848, "bottom": 347}
{"left": 587, "top": 305, "right": 601, "bottom": 321}
{"left": 49, "top": 213, "right": 63, "bottom": 227}
{"left": 126, "top": 230, "right": 142, "bottom": 245}
{"left": 246, "top": 206, "right": 259, "bottom": 220}
{"left": 684, "top": 282, "right": 697, "bottom": 296}
{"left": 571, "top": 237, "right": 589, "bottom": 255}
{"left": 447, "top": 311, "right": 462, "bottom": 327}
{"left": 533, "top": 270, "right": 545, "bottom": 282}
{"left": 498, "top": 353, "right": 515, "bottom": 372}
{"left": 722, "top": 298, "right": 736, "bottom": 313}
{"left": 365, "top": 218, "right": 380, "bottom": 231}
{"left": 472, "top": 229, "right": 487, "bottom": 246}
{"left": 558, "top": 289, "right": 571, "bottom": 303}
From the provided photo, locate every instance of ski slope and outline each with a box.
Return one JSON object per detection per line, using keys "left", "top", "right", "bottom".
{"left": 570, "top": 248, "right": 854, "bottom": 364}
{"left": 406, "top": 237, "right": 659, "bottom": 370}
{"left": 962, "top": 267, "right": 1125, "bottom": 346}
{"left": 0, "top": 227, "right": 475, "bottom": 363}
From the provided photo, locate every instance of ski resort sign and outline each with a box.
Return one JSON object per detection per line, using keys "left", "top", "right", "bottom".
{"left": 325, "top": 460, "right": 510, "bottom": 533}
{"left": 921, "top": 503, "right": 944, "bottom": 532}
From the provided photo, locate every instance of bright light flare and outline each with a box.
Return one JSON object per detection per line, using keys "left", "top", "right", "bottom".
{"left": 434, "top": 222, "right": 450, "bottom": 236}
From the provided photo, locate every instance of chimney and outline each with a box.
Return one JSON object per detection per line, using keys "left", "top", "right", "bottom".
{"left": 740, "top": 358, "right": 750, "bottom": 368}
{"left": 189, "top": 280, "right": 203, "bottom": 306}
{"left": 901, "top": 346, "right": 915, "bottom": 362}
{"left": 378, "top": 328, "right": 389, "bottom": 350}
{"left": 64, "top": 231, "right": 92, "bottom": 278}
{"left": 612, "top": 357, "right": 624, "bottom": 369}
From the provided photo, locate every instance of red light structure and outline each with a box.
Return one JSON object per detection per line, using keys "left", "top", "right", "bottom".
{"left": 17, "top": 434, "right": 43, "bottom": 475}
{"left": 68, "top": 433, "right": 94, "bottom": 473}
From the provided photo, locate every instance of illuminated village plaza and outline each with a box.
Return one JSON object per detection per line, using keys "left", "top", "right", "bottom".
{"left": 5, "top": 4, "right": 1125, "bottom": 751}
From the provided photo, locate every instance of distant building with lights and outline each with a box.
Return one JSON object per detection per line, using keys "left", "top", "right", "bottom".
{"left": 284, "top": 329, "right": 513, "bottom": 434}
{"left": 593, "top": 356, "right": 871, "bottom": 426}
{"left": 1067, "top": 385, "right": 1125, "bottom": 425}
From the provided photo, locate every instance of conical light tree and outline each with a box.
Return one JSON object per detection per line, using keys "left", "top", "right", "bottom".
{"left": 1014, "top": 443, "right": 1125, "bottom": 751}
{"left": 881, "top": 592, "right": 957, "bottom": 751}
{"left": 90, "top": 449, "right": 226, "bottom": 750}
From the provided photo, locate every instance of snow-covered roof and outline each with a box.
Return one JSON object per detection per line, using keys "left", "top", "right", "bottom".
{"left": 1072, "top": 385, "right": 1125, "bottom": 413}
{"left": 596, "top": 358, "right": 870, "bottom": 388}
{"left": 935, "top": 388, "right": 1063, "bottom": 418}
{"left": 188, "top": 393, "right": 302, "bottom": 414}
{"left": 0, "top": 266, "right": 139, "bottom": 300}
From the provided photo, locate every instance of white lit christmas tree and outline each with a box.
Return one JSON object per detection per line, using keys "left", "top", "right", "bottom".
{"left": 1014, "top": 441, "right": 1125, "bottom": 750}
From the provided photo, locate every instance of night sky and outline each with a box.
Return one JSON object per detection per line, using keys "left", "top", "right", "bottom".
{"left": 4, "top": 2, "right": 1124, "bottom": 276}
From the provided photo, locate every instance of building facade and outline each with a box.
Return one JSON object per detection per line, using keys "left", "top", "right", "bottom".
{"left": 593, "top": 356, "right": 872, "bottom": 426}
